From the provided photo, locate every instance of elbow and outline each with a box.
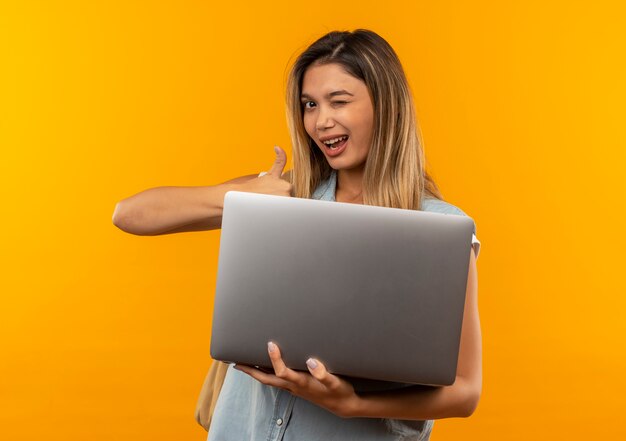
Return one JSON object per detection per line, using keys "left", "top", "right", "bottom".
{"left": 457, "top": 384, "right": 481, "bottom": 418}
{"left": 112, "top": 200, "right": 144, "bottom": 235}
{"left": 112, "top": 201, "right": 129, "bottom": 230}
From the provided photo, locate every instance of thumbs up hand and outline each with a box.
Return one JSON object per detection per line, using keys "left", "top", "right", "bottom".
{"left": 267, "top": 145, "right": 288, "bottom": 178}
{"left": 237, "top": 146, "right": 293, "bottom": 197}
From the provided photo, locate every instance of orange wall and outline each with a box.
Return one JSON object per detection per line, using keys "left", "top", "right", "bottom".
{"left": 1, "top": 1, "right": 624, "bottom": 439}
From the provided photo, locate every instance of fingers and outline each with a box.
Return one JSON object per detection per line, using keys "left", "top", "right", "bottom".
{"left": 234, "top": 364, "right": 291, "bottom": 389}
{"left": 267, "top": 145, "right": 287, "bottom": 178}
{"left": 234, "top": 342, "right": 309, "bottom": 392}
{"left": 306, "top": 357, "right": 342, "bottom": 391}
{"left": 268, "top": 342, "right": 307, "bottom": 388}
{"left": 266, "top": 342, "right": 340, "bottom": 391}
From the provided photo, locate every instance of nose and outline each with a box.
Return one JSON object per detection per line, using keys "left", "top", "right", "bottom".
{"left": 315, "top": 106, "right": 335, "bottom": 131}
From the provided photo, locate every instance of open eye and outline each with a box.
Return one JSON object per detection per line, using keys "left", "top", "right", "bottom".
{"left": 303, "top": 101, "right": 316, "bottom": 110}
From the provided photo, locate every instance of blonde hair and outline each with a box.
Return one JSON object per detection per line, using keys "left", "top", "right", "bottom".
{"left": 285, "top": 29, "right": 443, "bottom": 209}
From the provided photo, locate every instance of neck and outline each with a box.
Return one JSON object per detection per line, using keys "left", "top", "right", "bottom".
{"left": 336, "top": 167, "right": 364, "bottom": 202}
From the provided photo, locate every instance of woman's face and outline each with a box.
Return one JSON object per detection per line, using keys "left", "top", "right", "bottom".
{"left": 301, "top": 63, "right": 374, "bottom": 172}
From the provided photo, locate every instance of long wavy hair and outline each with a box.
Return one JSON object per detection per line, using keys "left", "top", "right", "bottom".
{"left": 285, "top": 29, "right": 443, "bottom": 209}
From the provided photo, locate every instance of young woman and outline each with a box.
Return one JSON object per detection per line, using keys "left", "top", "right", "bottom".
{"left": 113, "top": 29, "right": 482, "bottom": 441}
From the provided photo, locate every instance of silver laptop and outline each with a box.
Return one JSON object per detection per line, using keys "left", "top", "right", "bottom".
{"left": 210, "top": 191, "right": 474, "bottom": 389}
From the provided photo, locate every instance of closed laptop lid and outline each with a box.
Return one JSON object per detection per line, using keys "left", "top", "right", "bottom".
{"left": 210, "top": 191, "right": 474, "bottom": 387}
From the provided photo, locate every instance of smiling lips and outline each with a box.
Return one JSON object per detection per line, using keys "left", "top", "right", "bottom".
{"left": 321, "top": 135, "right": 349, "bottom": 157}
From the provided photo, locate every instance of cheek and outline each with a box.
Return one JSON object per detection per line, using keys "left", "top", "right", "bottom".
{"left": 303, "top": 115, "right": 315, "bottom": 138}
{"left": 362, "top": 115, "right": 374, "bottom": 143}
{"left": 354, "top": 117, "right": 372, "bottom": 142}
{"left": 354, "top": 118, "right": 373, "bottom": 156}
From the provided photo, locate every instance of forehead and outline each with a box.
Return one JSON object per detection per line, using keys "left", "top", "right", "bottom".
{"left": 301, "top": 63, "right": 366, "bottom": 97}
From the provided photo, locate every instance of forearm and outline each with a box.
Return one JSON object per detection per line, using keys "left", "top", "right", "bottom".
{"left": 112, "top": 183, "right": 236, "bottom": 235}
{"left": 350, "top": 376, "right": 480, "bottom": 420}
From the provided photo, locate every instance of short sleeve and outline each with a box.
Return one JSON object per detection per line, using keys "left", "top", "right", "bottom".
{"left": 421, "top": 197, "right": 481, "bottom": 260}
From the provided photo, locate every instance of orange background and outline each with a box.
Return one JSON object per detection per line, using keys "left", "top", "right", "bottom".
{"left": 1, "top": 1, "right": 624, "bottom": 439}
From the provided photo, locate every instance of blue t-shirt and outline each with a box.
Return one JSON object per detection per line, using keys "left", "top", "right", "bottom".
{"left": 207, "top": 170, "right": 480, "bottom": 441}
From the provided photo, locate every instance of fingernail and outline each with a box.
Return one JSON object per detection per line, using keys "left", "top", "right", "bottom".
{"left": 274, "top": 146, "right": 280, "bottom": 154}
{"left": 306, "top": 358, "right": 318, "bottom": 370}
{"left": 268, "top": 341, "right": 276, "bottom": 353}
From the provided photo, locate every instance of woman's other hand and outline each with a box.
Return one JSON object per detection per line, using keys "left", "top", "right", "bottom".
{"left": 234, "top": 342, "right": 361, "bottom": 418}
{"left": 235, "top": 146, "right": 293, "bottom": 197}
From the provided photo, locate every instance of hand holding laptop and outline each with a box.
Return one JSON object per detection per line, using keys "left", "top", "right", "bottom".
{"left": 234, "top": 341, "right": 360, "bottom": 418}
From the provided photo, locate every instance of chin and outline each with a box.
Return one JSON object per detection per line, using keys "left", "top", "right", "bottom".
{"left": 326, "top": 161, "right": 347, "bottom": 171}
{"left": 325, "top": 156, "right": 351, "bottom": 169}
{"left": 327, "top": 161, "right": 364, "bottom": 172}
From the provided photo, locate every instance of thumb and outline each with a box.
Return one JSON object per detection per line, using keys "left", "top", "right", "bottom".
{"left": 268, "top": 145, "right": 287, "bottom": 177}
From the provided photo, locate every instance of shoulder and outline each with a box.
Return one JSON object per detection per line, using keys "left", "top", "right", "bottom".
{"left": 421, "top": 197, "right": 469, "bottom": 216}
{"left": 422, "top": 198, "right": 479, "bottom": 250}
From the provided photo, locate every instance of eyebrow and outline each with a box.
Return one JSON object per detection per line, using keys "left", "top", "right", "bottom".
{"left": 300, "top": 90, "right": 354, "bottom": 101}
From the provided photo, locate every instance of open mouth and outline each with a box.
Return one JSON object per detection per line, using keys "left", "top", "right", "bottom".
{"left": 323, "top": 135, "right": 349, "bottom": 150}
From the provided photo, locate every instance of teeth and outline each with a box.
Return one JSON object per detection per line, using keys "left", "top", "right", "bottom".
{"left": 323, "top": 135, "right": 348, "bottom": 146}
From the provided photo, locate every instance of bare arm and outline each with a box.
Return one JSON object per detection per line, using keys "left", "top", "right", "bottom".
{"left": 112, "top": 147, "right": 292, "bottom": 236}
{"left": 111, "top": 175, "right": 256, "bottom": 236}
